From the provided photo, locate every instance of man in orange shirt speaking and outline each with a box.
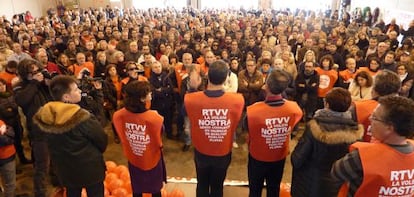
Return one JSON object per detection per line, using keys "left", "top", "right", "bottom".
{"left": 185, "top": 60, "right": 244, "bottom": 197}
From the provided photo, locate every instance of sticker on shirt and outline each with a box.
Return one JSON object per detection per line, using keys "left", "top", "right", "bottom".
{"left": 379, "top": 169, "right": 414, "bottom": 196}
{"left": 261, "top": 117, "right": 291, "bottom": 149}
{"left": 198, "top": 109, "right": 231, "bottom": 142}
{"left": 125, "top": 123, "right": 150, "bottom": 156}
{"left": 319, "top": 74, "right": 330, "bottom": 89}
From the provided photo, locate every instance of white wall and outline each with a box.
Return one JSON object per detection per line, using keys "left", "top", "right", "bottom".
{"left": 0, "top": 0, "right": 46, "bottom": 19}
{"left": 3, "top": 0, "right": 414, "bottom": 26}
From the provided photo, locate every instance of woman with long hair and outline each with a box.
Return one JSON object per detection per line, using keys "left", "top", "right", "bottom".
{"left": 348, "top": 70, "right": 374, "bottom": 101}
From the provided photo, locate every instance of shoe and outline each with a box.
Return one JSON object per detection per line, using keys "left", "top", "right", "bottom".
{"left": 182, "top": 144, "right": 190, "bottom": 152}
{"left": 114, "top": 136, "right": 120, "bottom": 144}
{"left": 232, "top": 142, "right": 239, "bottom": 148}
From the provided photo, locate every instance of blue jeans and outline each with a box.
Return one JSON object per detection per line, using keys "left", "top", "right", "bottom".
{"left": 0, "top": 158, "right": 16, "bottom": 197}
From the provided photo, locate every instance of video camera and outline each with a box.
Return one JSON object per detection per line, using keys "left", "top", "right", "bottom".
{"left": 81, "top": 69, "right": 103, "bottom": 82}
{"left": 41, "top": 70, "right": 58, "bottom": 79}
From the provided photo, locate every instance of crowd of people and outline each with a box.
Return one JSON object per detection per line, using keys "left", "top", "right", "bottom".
{"left": 0, "top": 4, "right": 413, "bottom": 197}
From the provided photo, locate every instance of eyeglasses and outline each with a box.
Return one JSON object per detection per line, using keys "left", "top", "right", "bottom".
{"left": 369, "top": 114, "right": 386, "bottom": 123}
{"left": 128, "top": 67, "right": 139, "bottom": 71}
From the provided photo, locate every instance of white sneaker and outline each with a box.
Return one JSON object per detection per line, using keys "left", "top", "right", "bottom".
{"left": 232, "top": 142, "right": 239, "bottom": 148}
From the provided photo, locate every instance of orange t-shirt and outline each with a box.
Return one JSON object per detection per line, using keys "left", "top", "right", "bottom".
{"left": 247, "top": 101, "right": 302, "bottom": 162}
{"left": 0, "top": 71, "right": 17, "bottom": 88}
{"left": 69, "top": 62, "right": 95, "bottom": 77}
{"left": 351, "top": 141, "right": 414, "bottom": 197}
{"left": 315, "top": 67, "right": 338, "bottom": 97}
{"left": 0, "top": 120, "right": 15, "bottom": 159}
{"left": 184, "top": 91, "right": 244, "bottom": 156}
{"left": 112, "top": 109, "right": 163, "bottom": 170}
{"left": 354, "top": 99, "right": 378, "bottom": 142}
{"left": 339, "top": 69, "right": 356, "bottom": 83}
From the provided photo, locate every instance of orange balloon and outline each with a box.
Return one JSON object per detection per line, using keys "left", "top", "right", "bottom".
{"left": 81, "top": 188, "right": 87, "bottom": 197}
{"left": 119, "top": 170, "right": 130, "bottom": 181}
{"left": 104, "top": 188, "right": 110, "bottom": 197}
{"left": 105, "top": 173, "right": 119, "bottom": 183}
{"left": 111, "top": 188, "right": 128, "bottom": 197}
{"left": 105, "top": 161, "right": 117, "bottom": 173}
{"left": 107, "top": 179, "right": 124, "bottom": 192}
{"left": 114, "top": 165, "right": 128, "bottom": 176}
{"left": 123, "top": 180, "right": 132, "bottom": 194}
{"left": 161, "top": 188, "right": 168, "bottom": 197}
{"left": 280, "top": 183, "right": 291, "bottom": 197}
{"left": 169, "top": 188, "right": 184, "bottom": 197}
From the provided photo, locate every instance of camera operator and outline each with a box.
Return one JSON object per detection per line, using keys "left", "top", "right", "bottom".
{"left": 13, "top": 58, "right": 53, "bottom": 197}
{"left": 78, "top": 68, "right": 106, "bottom": 127}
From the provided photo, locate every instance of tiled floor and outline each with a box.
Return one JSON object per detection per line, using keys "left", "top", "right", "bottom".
{"left": 14, "top": 124, "right": 303, "bottom": 196}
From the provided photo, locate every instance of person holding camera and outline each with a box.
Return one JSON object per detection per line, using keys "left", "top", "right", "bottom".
{"left": 33, "top": 75, "right": 108, "bottom": 197}
{"left": 13, "top": 59, "right": 53, "bottom": 197}
{"left": 77, "top": 67, "right": 106, "bottom": 127}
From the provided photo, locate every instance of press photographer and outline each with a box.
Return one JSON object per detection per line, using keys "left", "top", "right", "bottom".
{"left": 13, "top": 59, "right": 53, "bottom": 197}
{"left": 78, "top": 67, "right": 106, "bottom": 126}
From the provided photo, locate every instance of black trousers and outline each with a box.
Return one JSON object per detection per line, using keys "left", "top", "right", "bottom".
{"left": 194, "top": 150, "right": 231, "bottom": 197}
{"left": 66, "top": 182, "right": 104, "bottom": 197}
{"left": 248, "top": 154, "right": 286, "bottom": 197}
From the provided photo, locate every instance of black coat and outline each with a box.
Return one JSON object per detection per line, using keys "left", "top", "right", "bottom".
{"left": 103, "top": 77, "right": 119, "bottom": 109}
{"left": 149, "top": 71, "right": 174, "bottom": 111}
{"left": 14, "top": 80, "right": 52, "bottom": 140}
{"left": 291, "top": 116, "right": 364, "bottom": 197}
{"left": 295, "top": 71, "right": 319, "bottom": 119}
{"left": 33, "top": 102, "right": 108, "bottom": 188}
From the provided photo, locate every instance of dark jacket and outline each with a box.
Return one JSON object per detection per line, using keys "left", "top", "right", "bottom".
{"left": 149, "top": 71, "right": 174, "bottom": 111}
{"left": 237, "top": 69, "right": 264, "bottom": 106}
{"left": 103, "top": 77, "right": 119, "bottom": 110}
{"left": 295, "top": 71, "right": 319, "bottom": 119}
{"left": 14, "top": 80, "right": 52, "bottom": 140}
{"left": 291, "top": 114, "right": 364, "bottom": 197}
{"left": 33, "top": 102, "right": 108, "bottom": 188}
